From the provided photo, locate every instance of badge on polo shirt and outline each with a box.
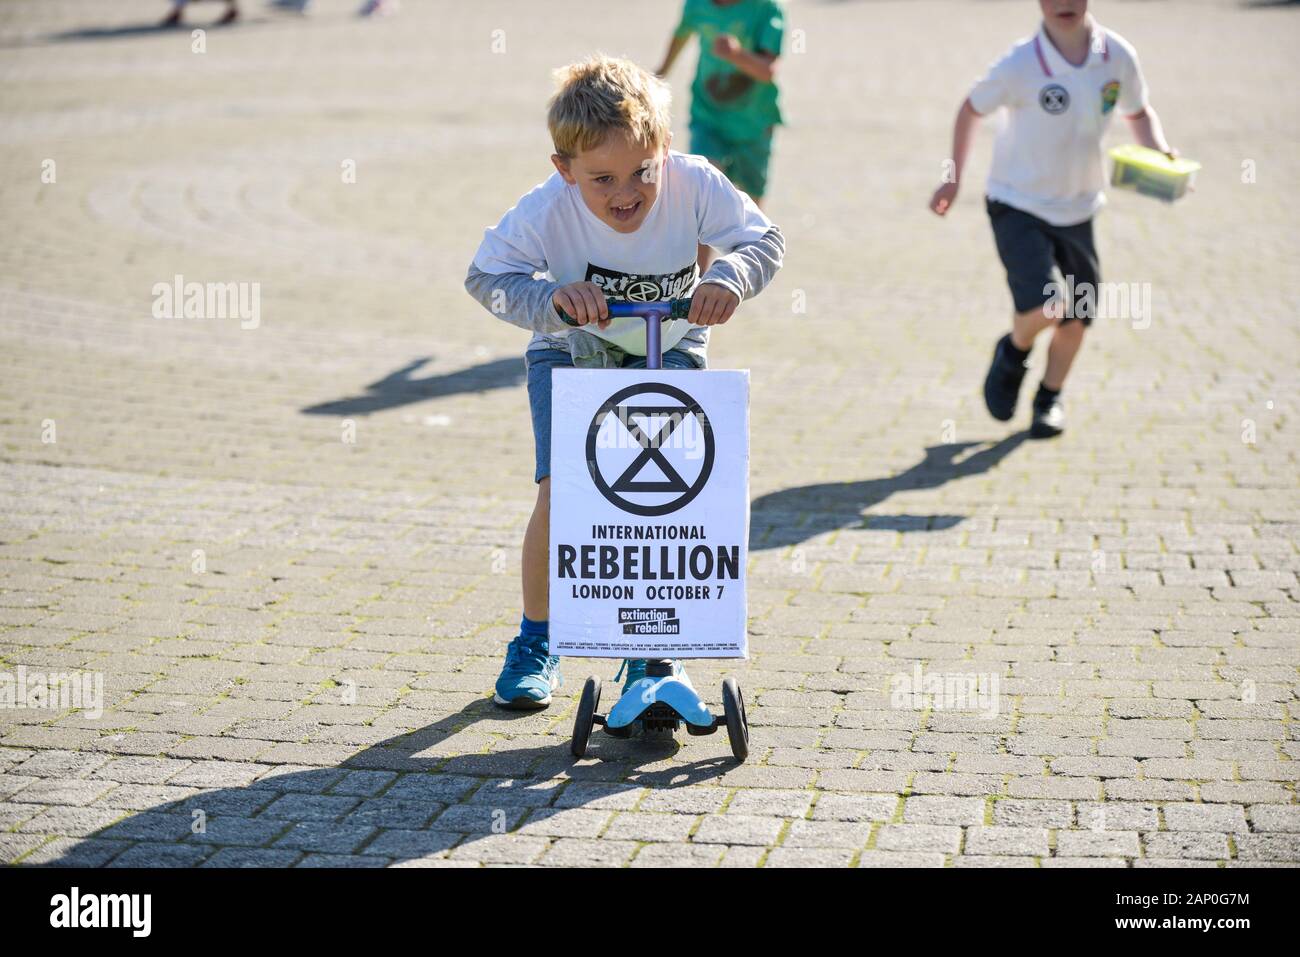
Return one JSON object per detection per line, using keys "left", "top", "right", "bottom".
{"left": 1039, "top": 84, "right": 1070, "bottom": 114}
{"left": 1100, "top": 80, "right": 1120, "bottom": 115}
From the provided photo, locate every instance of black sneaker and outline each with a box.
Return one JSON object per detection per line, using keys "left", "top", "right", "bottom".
{"left": 1030, "top": 392, "right": 1065, "bottom": 438}
{"left": 983, "top": 334, "right": 1028, "bottom": 422}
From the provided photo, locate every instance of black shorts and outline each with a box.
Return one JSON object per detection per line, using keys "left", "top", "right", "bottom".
{"left": 986, "top": 198, "right": 1100, "bottom": 325}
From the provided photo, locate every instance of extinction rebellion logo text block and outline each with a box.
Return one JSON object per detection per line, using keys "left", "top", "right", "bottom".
{"left": 620, "top": 607, "right": 679, "bottom": 635}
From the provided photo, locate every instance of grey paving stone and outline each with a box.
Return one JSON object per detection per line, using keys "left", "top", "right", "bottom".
{"left": 904, "top": 796, "right": 987, "bottom": 826}
{"left": 273, "top": 821, "right": 377, "bottom": 855}
{"left": 259, "top": 793, "right": 360, "bottom": 822}
{"left": 1161, "top": 803, "right": 1249, "bottom": 833}
{"left": 992, "top": 799, "right": 1073, "bottom": 828}
{"left": 856, "top": 851, "right": 946, "bottom": 868}
{"left": 187, "top": 816, "right": 289, "bottom": 847}
{"left": 447, "top": 834, "right": 550, "bottom": 864}
{"left": 1143, "top": 832, "right": 1230, "bottom": 860}
{"left": 602, "top": 812, "right": 697, "bottom": 843}
{"left": 296, "top": 854, "right": 391, "bottom": 868}
{"left": 1248, "top": 805, "right": 1300, "bottom": 832}
{"left": 692, "top": 815, "right": 784, "bottom": 846}
{"left": 107, "top": 842, "right": 214, "bottom": 868}
{"left": 345, "top": 799, "right": 442, "bottom": 830}
{"left": 811, "top": 793, "right": 897, "bottom": 822}
{"left": 631, "top": 844, "right": 723, "bottom": 868}
{"left": 538, "top": 838, "right": 638, "bottom": 867}
{"left": 1075, "top": 802, "right": 1159, "bottom": 832}
{"left": 765, "top": 846, "right": 856, "bottom": 867}
{"left": 15, "top": 805, "right": 122, "bottom": 837}
{"left": 873, "top": 824, "right": 962, "bottom": 854}
{"left": 964, "top": 826, "right": 1050, "bottom": 857}
{"left": 782, "top": 820, "right": 873, "bottom": 849}
{"left": 725, "top": 788, "right": 815, "bottom": 817}
{"left": 1235, "top": 834, "right": 1300, "bottom": 862}
{"left": 363, "top": 829, "right": 460, "bottom": 859}
{"left": 1056, "top": 830, "right": 1141, "bottom": 858}
{"left": 9, "top": 778, "right": 116, "bottom": 807}
{"left": 98, "top": 811, "right": 194, "bottom": 843}
{"left": 201, "top": 847, "right": 302, "bottom": 868}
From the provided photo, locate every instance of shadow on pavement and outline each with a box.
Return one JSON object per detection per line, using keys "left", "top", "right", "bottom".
{"left": 301, "top": 356, "right": 525, "bottom": 416}
{"left": 750, "top": 433, "right": 1030, "bottom": 550}
{"left": 37, "top": 698, "right": 734, "bottom": 867}
{"left": 46, "top": 18, "right": 263, "bottom": 43}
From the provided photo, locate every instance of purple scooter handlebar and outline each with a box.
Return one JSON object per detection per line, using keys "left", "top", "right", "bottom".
{"left": 555, "top": 298, "right": 693, "bottom": 371}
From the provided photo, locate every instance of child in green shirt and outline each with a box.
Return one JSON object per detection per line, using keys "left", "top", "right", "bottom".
{"left": 657, "top": 0, "right": 785, "bottom": 208}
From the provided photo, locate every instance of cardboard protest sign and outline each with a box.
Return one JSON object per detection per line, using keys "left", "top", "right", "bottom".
{"left": 548, "top": 369, "right": 749, "bottom": 659}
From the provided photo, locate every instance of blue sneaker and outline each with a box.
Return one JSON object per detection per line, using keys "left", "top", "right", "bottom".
{"left": 614, "top": 658, "right": 647, "bottom": 698}
{"left": 493, "top": 633, "right": 562, "bottom": 709}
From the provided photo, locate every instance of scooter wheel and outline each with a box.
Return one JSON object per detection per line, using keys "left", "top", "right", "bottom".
{"left": 721, "top": 676, "right": 749, "bottom": 762}
{"left": 570, "top": 677, "right": 601, "bottom": 759}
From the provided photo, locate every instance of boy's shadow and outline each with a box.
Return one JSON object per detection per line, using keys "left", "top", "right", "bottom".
{"left": 751, "top": 433, "right": 1030, "bottom": 550}
{"left": 37, "top": 700, "right": 735, "bottom": 867}
{"left": 301, "top": 356, "right": 524, "bottom": 417}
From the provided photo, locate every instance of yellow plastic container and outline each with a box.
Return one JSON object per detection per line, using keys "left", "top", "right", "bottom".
{"left": 1109, "top": 144, "right": 1200, "bottom": 202}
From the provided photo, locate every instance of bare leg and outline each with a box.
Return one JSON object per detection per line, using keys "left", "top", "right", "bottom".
{"left": 1011, "top": 304, "right": 1054, "bottom": 352}
{"left": 1043, "top": 320, "right": 1085, "bottom": 391}
{"left": 521, "top": 478, "right": 549, "bottom": 621}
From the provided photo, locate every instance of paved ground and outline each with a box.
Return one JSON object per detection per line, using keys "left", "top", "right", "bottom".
{"left": 0, "top": 0, "right": 1296, "bottom": 868}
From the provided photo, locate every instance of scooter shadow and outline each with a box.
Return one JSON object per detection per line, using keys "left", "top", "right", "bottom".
{"left": 750, "top": 432, "right": 1031, "bottom": 550}
{"left": 34, "top": 699, "right": 733, "bottom": 867}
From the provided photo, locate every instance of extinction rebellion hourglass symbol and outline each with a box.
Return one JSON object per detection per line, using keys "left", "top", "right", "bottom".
{"left": 585, "top": 382, "right": 715, "bottom": 517}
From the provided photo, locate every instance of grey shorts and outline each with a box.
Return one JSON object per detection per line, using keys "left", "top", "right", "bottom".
{"left": 987, "top": 198, "right": 1100, "bottom": 324}
{"left": 525, "top": 347, "right": 703, "bottom": 484}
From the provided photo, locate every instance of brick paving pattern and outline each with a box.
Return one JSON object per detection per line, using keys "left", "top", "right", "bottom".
{"left": 0, "top": 0, "right": 1296, "bottom": 867}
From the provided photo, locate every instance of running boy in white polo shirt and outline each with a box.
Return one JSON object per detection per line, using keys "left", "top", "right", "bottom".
{"left": 929, "top": 0, "right": 1177, "bottom": 437}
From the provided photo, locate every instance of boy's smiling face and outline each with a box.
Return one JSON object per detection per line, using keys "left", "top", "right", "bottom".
{"left": 552, "top": 131, "right": 671, "bottom": 233}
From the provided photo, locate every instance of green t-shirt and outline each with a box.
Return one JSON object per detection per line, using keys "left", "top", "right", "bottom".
{"left": 676, "top": 0, "right": 784, "bottom": 143}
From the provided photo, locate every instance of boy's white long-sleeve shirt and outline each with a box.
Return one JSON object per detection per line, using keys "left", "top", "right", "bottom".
{"left": 465, "top": 150, "right": 783, "bottom": 359}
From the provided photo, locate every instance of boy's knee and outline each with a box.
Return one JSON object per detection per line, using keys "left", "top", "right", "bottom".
{"left": 1055, "top": 319, "right": 1087, "bottom": 340}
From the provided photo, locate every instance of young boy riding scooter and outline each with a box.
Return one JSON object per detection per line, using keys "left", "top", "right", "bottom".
{"left": 465, "top": 55, "right": 784, "bottom": 709}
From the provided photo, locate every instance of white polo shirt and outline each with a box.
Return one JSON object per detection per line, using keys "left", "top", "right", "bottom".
{"left": 968, "top": 23, "right": 1149, "bottom": 226}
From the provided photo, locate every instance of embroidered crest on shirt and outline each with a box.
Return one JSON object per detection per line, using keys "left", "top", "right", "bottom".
{"left": 585, "top": 263, "right": 697, "bottom": 303}
{"left": 1039, "top": 84, "right": 1070, "bottom": 114}
{"left": 1100, "top": 80, "right": 1120, "bottom": 115}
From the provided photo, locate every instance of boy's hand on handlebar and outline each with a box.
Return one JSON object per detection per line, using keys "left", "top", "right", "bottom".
{"left": 688, "top": 283, "right": 739, "bottom": 326}
{"left": 553, "top": 282, "right": 609, "bottom": 329}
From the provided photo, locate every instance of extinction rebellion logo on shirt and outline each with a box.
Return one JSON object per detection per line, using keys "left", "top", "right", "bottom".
{"left": 585, "top": 262, "right": 697, "bottom": 303}
{"left": 1039, "top": 84, "right": 1070, "bottom": 114}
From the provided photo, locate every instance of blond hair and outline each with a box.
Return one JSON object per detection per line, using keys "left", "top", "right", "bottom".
{"left": 548, "top": 55, "right": 671, "bottom": 159}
